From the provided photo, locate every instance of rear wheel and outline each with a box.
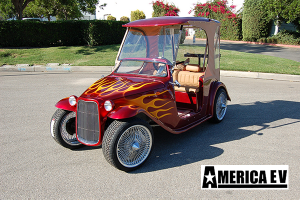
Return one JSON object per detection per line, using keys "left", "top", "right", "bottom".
{"left": 102, "top": 118, "right": 153, "bottom": 172}
{"left": 50, "top": 109, "right": 83, "bottom": 149}
{"left": 211, "top": 88, "right": 227, "bottom": 123}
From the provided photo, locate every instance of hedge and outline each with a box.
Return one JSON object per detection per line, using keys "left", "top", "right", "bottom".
{"left": 242, "top": 0, "right": 271, "bottom": 41}
{"left": 0, "top": 20, "right": 127, "bottom": 47}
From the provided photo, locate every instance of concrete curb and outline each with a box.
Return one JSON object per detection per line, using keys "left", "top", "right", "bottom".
{"left": 221, "top": 70, "right": 300, "bottom": 82}
{"left": 0, "top": 65, "right": 112, "bottom": 73}
{"left": 1, "top": 65, "right": 300, "bottom": 82}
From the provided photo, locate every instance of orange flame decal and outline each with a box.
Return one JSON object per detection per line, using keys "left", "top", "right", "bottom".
{"left": 84, "top": 77, "right": 153, "bottom": 97}
{"left": 126, "top": 90, "right": 174, "bottom": 119}
{"left": 84, "top": 77, "right": 174, "bottom": 119}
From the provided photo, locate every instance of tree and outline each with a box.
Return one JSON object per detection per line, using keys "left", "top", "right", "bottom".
{"left": 130, "top": 10, "right": 145, "bottom": 21}
{"left": 11, "top": 0, "right": 34, "bottom": 20}
{"left": 262, "top": 0, "right": 300, "bottom": 31}
{"left": 23, "top": 0, "right": 55, "bottom": 20}
{"left": 1, "top": 0, "right": 100, "bottom": 21}
{"left": 107, "top": 15, "right": 116, "bottom": 21}
{"left": 120, "top": 16, "right": 129, "bottom": 21}
{"left": 152, "top": 1, "right": 180, "bottom": 17}
{"left": 191, "top": 0, "right": 242, "bottom": 41}
{"left": 0, "top": 0, "right": 34, "bottom": 20}
{"left": 0, "top": 0, "right": 15, "bottom": 20}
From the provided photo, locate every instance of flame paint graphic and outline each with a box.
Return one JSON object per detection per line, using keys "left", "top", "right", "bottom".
{"left": 126, "top": 90, "right": 174, "bottom": 119}
{"left": 84, "top": 77, "right": 153, "bottom": 97}
{"left": 84, "top": 77, "right": 174, "bottom": 119}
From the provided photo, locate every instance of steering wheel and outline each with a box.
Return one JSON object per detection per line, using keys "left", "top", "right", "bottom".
{"left": 152, "top": 62, "right": 159, "bottom": 70}
{"left": 152, "top": 57, "right": 166, "bottom": 70}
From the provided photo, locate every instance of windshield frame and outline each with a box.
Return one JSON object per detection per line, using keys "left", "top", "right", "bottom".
{"left": 116, "top": 26, "right": 183, "bottom": 67}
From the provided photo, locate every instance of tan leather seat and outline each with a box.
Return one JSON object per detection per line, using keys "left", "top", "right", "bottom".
{"left": 173, "top": 65, "right": 204, "bottom": 93}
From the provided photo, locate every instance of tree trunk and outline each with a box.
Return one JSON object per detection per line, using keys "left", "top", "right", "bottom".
{"left": 11, "top": 0, "right": 34, "bottom": 20}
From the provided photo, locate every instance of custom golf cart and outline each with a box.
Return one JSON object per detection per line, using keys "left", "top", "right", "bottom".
{"left": 50, "top": 17, "right": 230, "bottom": 171}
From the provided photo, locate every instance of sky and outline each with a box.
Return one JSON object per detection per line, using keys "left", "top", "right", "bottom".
{"left": 96, "top": 0, "right": 245, "bottom": 20}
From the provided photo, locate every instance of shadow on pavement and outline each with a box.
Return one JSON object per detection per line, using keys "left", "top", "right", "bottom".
{"left": 131, "top": 100, "right": 300, "bottom": 173}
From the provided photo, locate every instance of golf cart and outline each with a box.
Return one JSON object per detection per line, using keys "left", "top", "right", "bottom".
{"left": 50, "top": 16, "right": 230, "bottom": 171}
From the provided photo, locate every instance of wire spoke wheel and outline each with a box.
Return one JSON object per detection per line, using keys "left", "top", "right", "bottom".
{"left": 102, "top": 118, "right": 153, "bottom": 171}
{"left": 60, "top": 112, "right": 81, "bottom": 146}
{"left": 50, "top": 109, "right": 83, "bottom": 149}
{"left": 117, "top": 125, "right": 152, "bottom": 168}
{"left": 216, "top": 91, "right": 227, "bottom": 121}
{"left": 211, "top": 88, "right": 228, "bottom": 123}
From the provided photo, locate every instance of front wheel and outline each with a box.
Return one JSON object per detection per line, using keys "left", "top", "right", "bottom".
{"left": 211, "top": 88, "right": 228, "bottom": 123}
{"left": 102, "top": 118, "right": 153, "bottom": 172}
{"left": 50, "top": 109, "right": 83, "bottom": 149}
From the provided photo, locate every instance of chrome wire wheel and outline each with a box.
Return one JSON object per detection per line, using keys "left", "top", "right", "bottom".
{"left": 215, "top": 91, "right": 227, "bottom": 121}
{"left": 60, "top": 112, "right": 81, "bottom": 146}
{"left": 116, "top": 125, "right": 152, "bottom": 168}
{"left": 51, "top": 109, "right": 83, "bottom": 149}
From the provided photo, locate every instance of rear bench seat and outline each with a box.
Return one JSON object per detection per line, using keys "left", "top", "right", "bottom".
{"left": 173, "top": 64, "right": 204, "bottom": 93}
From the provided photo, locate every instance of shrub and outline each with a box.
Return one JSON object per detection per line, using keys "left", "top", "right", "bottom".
{"left": 130, "top": 10, "right": 146, "bottom": 21}
{"left": 275, "top": 30, "right": 300, "bottom": 45}
{"left": 242, "top": 0, "right": 271, "bottom": 41}
{"left": 258, "top": 30, "right": 300, "bottom": 45}
{"left": 152, "top": 1, "right": 180, "bottom": 17}
{"left": 107, "top": 15, "right": 116, "bottom": 21}
{"left": 0, "top": 20, "right": 126, "bottom": 47}
{"left": 120, "top": 16, "right": 130, "bottom": 22}
{"left": 192, "top": 1, "right": 242, "bottom": 41}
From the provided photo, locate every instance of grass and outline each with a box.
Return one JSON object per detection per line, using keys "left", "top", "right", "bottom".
{"left": 0, "top": 45, "right": 119, "bottom": 66}
{"left": 1, "top": 44, "right": 300, "bottom": 75}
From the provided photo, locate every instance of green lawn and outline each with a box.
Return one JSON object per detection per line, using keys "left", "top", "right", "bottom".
{"left": 1, "top": 44, "right": 300, "bottom": 75}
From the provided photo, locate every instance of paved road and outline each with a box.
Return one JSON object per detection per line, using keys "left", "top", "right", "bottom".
{"left": 185, "top": 39, "right": 300, "bottom": 62}
{"left": 1, "top": 72, "right": 300, "bottom": 199}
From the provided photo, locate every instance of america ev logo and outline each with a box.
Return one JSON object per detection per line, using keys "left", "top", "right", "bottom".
{"left": 201, "top": 165, "right": 288, "bottom": 189}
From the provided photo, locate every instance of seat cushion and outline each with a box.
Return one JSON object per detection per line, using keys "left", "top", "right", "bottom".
{"left": 174, "top": 86, "right": 198, "bottom": 93}
{"left": 177, "top": 71, "right": 204, "bottom": 88}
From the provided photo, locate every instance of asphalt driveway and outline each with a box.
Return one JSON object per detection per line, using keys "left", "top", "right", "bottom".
{"left": 1, "top": 72, "right": 299, "bottom": 199}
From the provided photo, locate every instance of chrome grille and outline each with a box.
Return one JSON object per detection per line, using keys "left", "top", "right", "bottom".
{"left": 77, "top": 100, "right": 100, "bottom": 145}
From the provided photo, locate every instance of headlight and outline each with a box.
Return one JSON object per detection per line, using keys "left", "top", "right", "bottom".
{"left": 69, "top": 95, "right": 77, "bottom": 106}
{"left": 104, "top": 100, "right": 114, "bottom": 111}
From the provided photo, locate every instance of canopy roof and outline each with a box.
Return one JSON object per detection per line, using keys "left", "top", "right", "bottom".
{"left": 123, "top": 16, "right": 219, "bottom": 27}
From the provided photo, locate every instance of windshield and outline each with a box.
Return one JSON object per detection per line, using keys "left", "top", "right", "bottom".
{"left": 118, "top": 26, "right": 181, "bottom": 64}
{"left": 114, "top": 60, "right": 168, "bottom": 77}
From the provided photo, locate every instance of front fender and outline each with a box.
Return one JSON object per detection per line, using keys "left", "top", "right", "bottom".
{"left": 55, "top": 97, "right": 76, "bottom": 112}
{"left": 107, "top": 106, "right": 140, "bottom": 120}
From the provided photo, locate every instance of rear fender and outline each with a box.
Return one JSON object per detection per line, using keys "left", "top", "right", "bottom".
{"left": 55, "top": 97, "right": 76, "bottom": 112}
{"left": 208, "top": 82, "right": 230, "bottom": 115}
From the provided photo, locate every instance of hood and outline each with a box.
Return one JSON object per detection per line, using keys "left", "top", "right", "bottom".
{"left": 80, "top": 75, "right": 165, "bottom": 100}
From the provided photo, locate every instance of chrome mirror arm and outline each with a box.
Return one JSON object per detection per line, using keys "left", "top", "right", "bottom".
{"left": 170, "top": 80, "right": 181, "bottom": 87}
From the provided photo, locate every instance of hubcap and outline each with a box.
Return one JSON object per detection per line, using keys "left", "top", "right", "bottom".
{"left": 216, "top": 92, "right": 227, "bottom": 121}
{"left": 117, "top": 125, "right": 152, "bottom": 168}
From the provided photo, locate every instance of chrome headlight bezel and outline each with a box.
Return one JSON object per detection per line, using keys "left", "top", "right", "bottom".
{"left": 104, "top": 100, "right": 114, "bottom": 111}
{"left": 69, "top": 95, "right": 77, "bottom": 106}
